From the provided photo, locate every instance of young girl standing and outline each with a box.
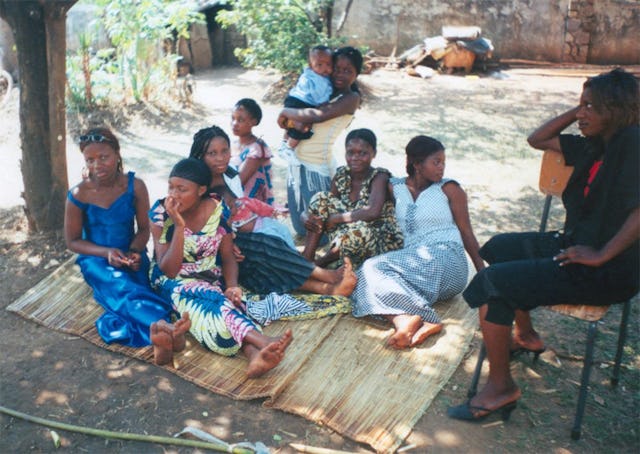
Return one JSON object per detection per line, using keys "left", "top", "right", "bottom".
{"left": 64, "top": 127, "right": 189, "bottom": 352}
{"left": 149, "top": 158, "right": 292, "bottom": 377}
{"left": 230, "top": 98, "right": 274, "bottom": 204}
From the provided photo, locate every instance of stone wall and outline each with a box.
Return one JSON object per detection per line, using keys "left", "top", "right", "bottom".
{"left": 589, "top": 0, "right": 640, "bottom": 64}
{"left": 332, "top": 0, "right": 639, "bottom": 64}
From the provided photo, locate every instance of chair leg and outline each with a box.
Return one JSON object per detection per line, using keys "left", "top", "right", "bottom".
{"left": 612, "top": 300, "right": 631, "bottom": 387}
{"left": 467, "top": 343, "right": 486, "bottom": 398}
{"left": 571, "top": 320, "right": 598, "bottom": 440}
{"left": 539, "top": 195, "right": 552, "bottom": 233}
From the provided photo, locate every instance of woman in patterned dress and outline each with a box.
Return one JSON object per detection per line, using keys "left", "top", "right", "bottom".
{"left": 149, "top": 158, "right": 292, "bottom": 377}
{"left": 352, "top": 136, "right": 485, "bottom": 348}
{"left": 301, "top": 128, "right": 403, "bottom": 268}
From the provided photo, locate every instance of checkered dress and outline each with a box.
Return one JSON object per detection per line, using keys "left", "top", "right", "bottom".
{"left": 352, "top": 178, "right": 468, "bottom": 323}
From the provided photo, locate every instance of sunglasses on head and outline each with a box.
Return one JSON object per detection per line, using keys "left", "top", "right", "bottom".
{"left": 79, "top": 134, "right": 112, "bottom": 144}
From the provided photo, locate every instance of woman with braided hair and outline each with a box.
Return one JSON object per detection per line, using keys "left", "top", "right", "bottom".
{"left": 189, "top": 125, "right": 244, "bottom": 198}
{"left": 188, "top": 125, "right": 356, "bottom": 310}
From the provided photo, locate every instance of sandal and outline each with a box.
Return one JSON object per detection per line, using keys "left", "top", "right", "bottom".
{"left": 510, "top": 346, "right": 546, "bottom": 361}
{"left": 447, "top": 400, "right": 517, "bottom": 422}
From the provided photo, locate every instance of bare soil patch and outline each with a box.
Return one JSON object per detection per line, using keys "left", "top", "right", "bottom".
{"left": 0, "top": 66, "right": 638, "bottom": 453}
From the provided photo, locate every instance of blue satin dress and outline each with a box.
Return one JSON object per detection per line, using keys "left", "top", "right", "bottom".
{"left": 68, "top": 172, "right": 173, "bottom": 347}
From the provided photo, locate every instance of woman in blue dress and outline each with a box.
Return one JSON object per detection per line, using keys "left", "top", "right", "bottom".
{"left": 64, "top": 127, "right": 189, "bottom": 354}
{"left": 352, "top": 136, "right": 485, "bottom": 348}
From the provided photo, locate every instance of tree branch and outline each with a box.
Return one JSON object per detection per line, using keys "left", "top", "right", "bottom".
{"left": 336, "top": 0, "right": 353, "bottom": 33}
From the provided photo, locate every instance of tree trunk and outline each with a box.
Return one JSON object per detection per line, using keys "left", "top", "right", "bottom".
{"left": 0, "top": 0, "right": 76, "bottom": 232}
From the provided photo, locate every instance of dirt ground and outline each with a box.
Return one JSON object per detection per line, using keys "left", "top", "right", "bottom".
{"left": 1, "top": 66, "right": 638, "bottom": 453}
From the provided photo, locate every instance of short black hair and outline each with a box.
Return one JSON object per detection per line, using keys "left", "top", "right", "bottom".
{"left": 345, "top": 128, "right": 377, "bottom": 151}
{"left": 310, "top": 45, "right": 332, "bottom": 55}
{"left": 170, "top": 158, "right": 212, "bottom": 188}
{"left": 333, "top": 46, "right": 363, "bottom": 75}
{"left": 405, "top": 136, "right": 445, "bottom": 176}
{"left": 234, "top": 98, "right": 262, "bottom": 125}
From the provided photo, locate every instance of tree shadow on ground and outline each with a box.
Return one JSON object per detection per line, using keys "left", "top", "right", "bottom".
{"left": 468, "top": 185, "right": 565, "bottom": 241}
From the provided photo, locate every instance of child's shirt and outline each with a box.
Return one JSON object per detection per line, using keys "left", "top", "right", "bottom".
{"left": 230, "top": 139, "right": 274, "bottom": 204}
{"left": 230, "top": 197, "right": 296, "bottom": 250}
{"left": 288, "top": 67, "right": 333, "bottom": 106}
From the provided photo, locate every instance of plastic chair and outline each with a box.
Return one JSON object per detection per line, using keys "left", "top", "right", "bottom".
{"left": 467, "top": 150, "right": 632, "bottom": 440}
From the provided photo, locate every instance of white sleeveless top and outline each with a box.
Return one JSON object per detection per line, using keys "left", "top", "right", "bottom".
{"left": 295, "top": 113, "right": 354, "bottom": 172}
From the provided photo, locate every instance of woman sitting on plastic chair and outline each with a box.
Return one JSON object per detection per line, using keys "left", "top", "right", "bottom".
{"left": 448, "top": 68, "right": 639, "bottom": 422}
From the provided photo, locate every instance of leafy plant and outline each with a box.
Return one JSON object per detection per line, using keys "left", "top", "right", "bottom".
{"left": 66, "top": 35, "right": 118, "bottom": 112}
{"left": 78, "top": 32, "right": 93, "bottom": 108}
{"left": 217, "top": 0, "right": 344, "bottom": 74}
{"left": 100, "top": 0, "right": 203, "bottom": 102}
{"left": 66, "top": 0, "right": 204, "bottom": 108}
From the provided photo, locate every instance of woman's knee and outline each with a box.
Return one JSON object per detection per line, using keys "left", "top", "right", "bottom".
{"left": 480, "top": 232, "right": 540, "bottom": 264}
{"left": 479, "top": 233, "right": 511, "bottom": 263}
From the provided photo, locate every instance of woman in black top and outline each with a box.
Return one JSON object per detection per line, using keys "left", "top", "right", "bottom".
{"left": 448, "top": 68, "right": 639, "bottom": 422}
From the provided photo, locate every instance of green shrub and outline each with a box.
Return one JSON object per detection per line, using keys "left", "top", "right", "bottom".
{"left": 217, "top": 0, "right": 344, "bottom": 74}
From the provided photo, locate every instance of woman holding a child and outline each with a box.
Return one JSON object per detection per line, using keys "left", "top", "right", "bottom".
{"left": 278, "top": 46, "right": 364, "bottom": 236}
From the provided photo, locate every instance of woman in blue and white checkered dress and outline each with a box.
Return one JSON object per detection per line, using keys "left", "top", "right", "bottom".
{"left": 352, "top": 136, "right": 485, "bottom": 349}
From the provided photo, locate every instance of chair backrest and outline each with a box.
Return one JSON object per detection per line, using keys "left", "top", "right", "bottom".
{"left": 537, "top": 151, "right": 610, "bottom": 320}
{"left": 538, "top": 150, "right": 574, "bottom": 232}
{"left": 539, "top": 150, "right": 574, "bottom": 197}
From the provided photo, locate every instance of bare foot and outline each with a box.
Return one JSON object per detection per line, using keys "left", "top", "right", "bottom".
{"left": 387, "top": 314, "right": 422, "bottom": 349}
{"left": 172, "top": 312, "right": 191, "bottom": 352}
{"left": 332, "top": 257, "right": 357, "bottom": 296}
{"left": 410, "top": 321, "right": 443, "bottom": 347}
{"left": 329, "top": 266, "right": 343, "bottom": 284}
{"left": 314, "top": 247, "right": 340, "bottom": 268}
{"left": 278, "top": 328, "right": 294, "bottom": 352}
{"left": 246, "top": 329, "right": 293, "bottom": 378}
{"left": 150, "top": 321, "right": 173, "bottom": 366}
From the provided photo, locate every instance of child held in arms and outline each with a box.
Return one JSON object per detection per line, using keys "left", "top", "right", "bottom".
{"left": 280, "top": 45, "right": 334, "bottom": 156}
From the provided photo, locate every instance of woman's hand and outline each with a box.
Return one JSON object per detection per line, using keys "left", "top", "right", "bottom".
{"left": 274, "top": 205, "right": 289, "bottom": 219}
{"left": 277, "top": 113, "right": 290, "bottom": 130}
{"left": 232, "top": 244, "right": 245, "bottom": 262}
{"left": 224, "top": 286, "right": 243, "bottom": 307}
{"left": 324, "top": 214, "right": 340, "bottom": 231}
{"left": 164, "top": 196, "right": 186, "bottom": 227}
{"left": 303, "top": 212, "right": 324, "bottom": 234}
{"left": 554, "top": 245, "right": 603, "bottom": 267}
{"left": 125, "top": 251, "right": 142, "bottom": 271}
{"left": 107, "top": 248, "right": 129, "bottom": 268}
{"left": 289, "top": 119, "right": 312, "bottom": 133}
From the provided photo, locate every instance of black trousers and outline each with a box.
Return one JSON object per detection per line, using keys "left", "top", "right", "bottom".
{"left": 463, "top": 231, "right": 617, "bottom": 326}
{"left": 283, "top": 96, "right": 314, "bottom": 140}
